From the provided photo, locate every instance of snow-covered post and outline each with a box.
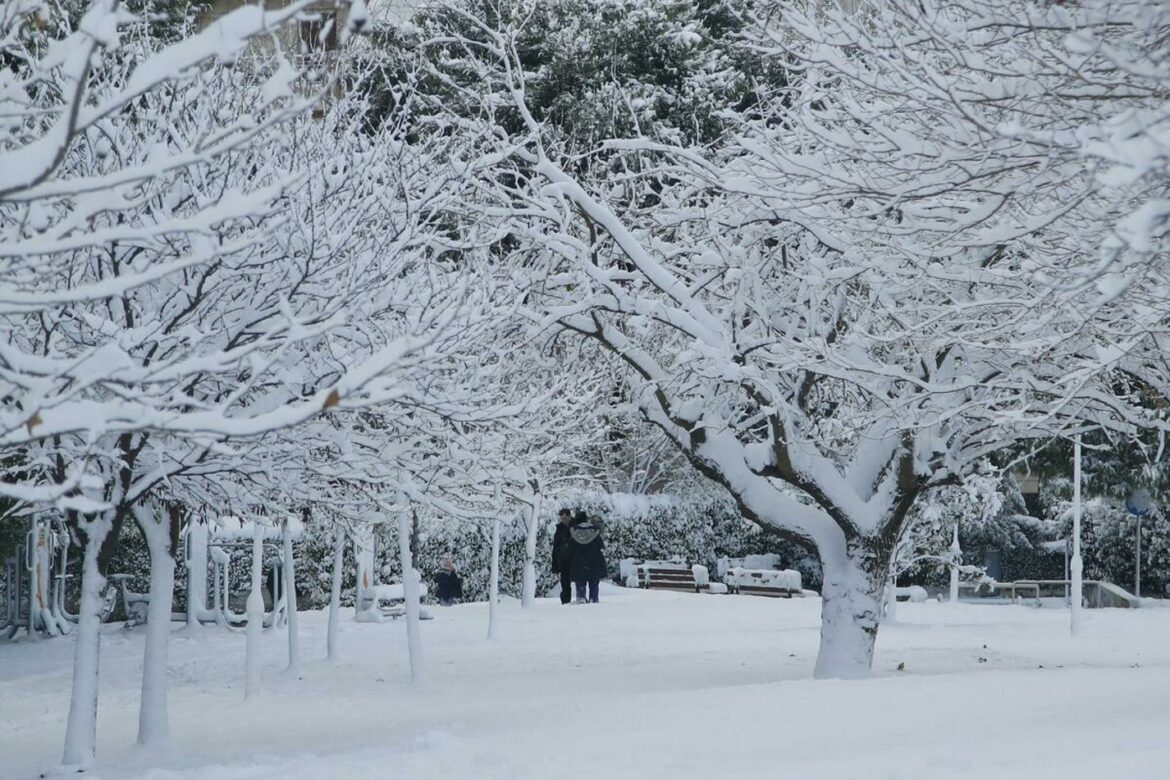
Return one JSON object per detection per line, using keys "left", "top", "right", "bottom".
{"left": 186, "top": 517, "right": 209, "bottom": 628}
{"left": 282, "top": 516, "right": 300, "bottom": 675}
{"left": 949, "top": 525, "right": 961, "bottom": 604}
{"left": 1071, "top": 437, "right": 1084, "bottom": 637}
{"left": 521, "top": 491, "right": 542, "bottom": 608}
{"left": 245, "top": 521, "right": 264, "bottom": 699}
{"left": 61, "top": 515, "right": 113, "bottom": 769}
{"left": 327, "top": 525, "right": 345, "bottom": 662}
{"left": 353, "top": 523, "right": 376, "bottom": 621}
{"left": 396, "top": 511, "right": 424, "bottom": 683}
{"left": 487, "top": 517, "right": 501, "bottom": 640}
{"left": 213, "top": 548, "right": 231, "bottom": 627}
{"left": 31, "top": 518, "right": 59, "bottom": 636}
{"left": 134, "top": 504, "right": 179, "bottom": 746}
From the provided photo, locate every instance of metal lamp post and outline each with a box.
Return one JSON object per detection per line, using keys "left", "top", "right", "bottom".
{"left": 949, "top": 525, "right": 961, "bottom": 604}
{"left": 1071, "top": 437, "right": 1083, "bottom": 638}
{"left": 1126, "top": 488, "right": 1152, "bottom": 598}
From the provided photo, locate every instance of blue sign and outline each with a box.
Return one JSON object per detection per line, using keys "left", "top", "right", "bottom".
{"left": 1126, "top": 488, "right": 1152, "bottom": 517}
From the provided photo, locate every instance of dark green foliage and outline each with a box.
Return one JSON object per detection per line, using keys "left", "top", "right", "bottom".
{"left": 357, "top": 0, "right": 782, "bottom": 150}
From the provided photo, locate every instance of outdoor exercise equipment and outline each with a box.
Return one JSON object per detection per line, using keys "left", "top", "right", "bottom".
{"left": 0, "top": 516, "right": 98, "bottom": 639}
{"left": 185, "top": 515, "right": 303, "bottom": 629}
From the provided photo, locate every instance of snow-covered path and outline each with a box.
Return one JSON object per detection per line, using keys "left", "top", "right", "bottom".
{"left": 3, "top": 587, "right": 1170, "bottom": 779}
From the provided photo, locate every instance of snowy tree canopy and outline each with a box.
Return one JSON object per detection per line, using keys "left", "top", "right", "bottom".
{"left": 409, "top": 0, "right": 1170, "bottom": 676}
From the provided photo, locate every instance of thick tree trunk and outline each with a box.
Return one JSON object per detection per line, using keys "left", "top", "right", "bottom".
{"left": 62, "top": 515, "right": 113, "bottom": 768}
{"left": 396, "top": 512, "right": 424, "bottom": 684}
{"left": 814, "top": 540, "right": 891, "bottom": 680}
{"left": 137, "top": 509, "right": 175, "bottom": 746}
{"left": 327, "top": 527, "right": 345, "bottom": 662}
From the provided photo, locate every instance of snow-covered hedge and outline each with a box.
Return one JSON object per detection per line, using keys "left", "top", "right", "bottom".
{"left": 288, "top": 493, "right": 819, "bottom": 606}
{"left": 45, "top": 492, "right": 821, "bottom": 612}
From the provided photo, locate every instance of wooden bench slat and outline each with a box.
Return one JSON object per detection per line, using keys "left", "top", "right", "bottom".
{"left": 735, "top": 585, "right": 794, "bottom": 598}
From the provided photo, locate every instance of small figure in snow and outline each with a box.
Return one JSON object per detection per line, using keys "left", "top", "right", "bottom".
{"left": 569, "top": 513, "right": 606, "bottom": 604}
{"left": 435, "top": 555, "right": 463, "bottom": 606}
{"left": 551, "top": 508, "right": 577, "bottom": 605}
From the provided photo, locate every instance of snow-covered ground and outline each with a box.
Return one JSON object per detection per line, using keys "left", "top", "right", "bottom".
{"left": 3, "top": 586, "right": 1170, "bottom": 780}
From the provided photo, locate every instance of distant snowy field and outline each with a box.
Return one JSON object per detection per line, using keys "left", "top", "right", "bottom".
{"left": 4, "top": 587, "right": 1170, "bottom": 780}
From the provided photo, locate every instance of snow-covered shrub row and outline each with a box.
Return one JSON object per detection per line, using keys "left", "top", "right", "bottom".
{"left": 552, "top": 492, "right": 820, "bottom": 589}
{"left": 56, "top": 484, "right": 1164, "bottom": 612}
{"left": 897, "top": 478, "right": 1066, "bottom": 588}
{"left": 282, "top": 492, "right": 820, "bottom": 606}
{"left": 1047, "top": 498, "right": 1170, "bottom": 597}
{"left": 62, "top": 491, "right": 819, "bottom": 610}
{"left": 289, "top": 516, "right": 553, "bottom": 608}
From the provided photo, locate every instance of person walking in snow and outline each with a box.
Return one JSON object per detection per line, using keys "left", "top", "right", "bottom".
{"left": 434, "top": 555, "right": 463, "bottom": 606}
{"left": 551, "top": 508, "right": 576, "bottom": 605}
{"left": 569, "top": 513, "right": 606, "bottom": 604}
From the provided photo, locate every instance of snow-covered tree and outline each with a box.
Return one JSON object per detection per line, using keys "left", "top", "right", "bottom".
{"left": 415, "top": 0, "right": 1170, "bottom": 678}
{"left": 0, "top": 0, "right": 519, "bottom": 764}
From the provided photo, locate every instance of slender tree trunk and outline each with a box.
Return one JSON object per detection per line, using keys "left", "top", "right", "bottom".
{"left": 487, "top": 518, "right": 500, "bottom": 640}
{"left": 62, "top": 515, "right": 113, "bottom": 768}
{"left": 327, "top": 526, "right": 345, "bottom": 662}
{"left": 396, "top": 512, "right": 424, "bottom": 683}
{"left": 814, "top": 540, "right": 890, "bottom": 679}
{"left": 282, "top": 519, "right": 300, "bottom": 675}
{"left": 136, "top": 506, "right": 176, "bottom": 746}
{"left": 245, "top": 523, "right": 264, "bottom": 699}
{"left": 521, "top": 495, "right": 541, "bottom": 608}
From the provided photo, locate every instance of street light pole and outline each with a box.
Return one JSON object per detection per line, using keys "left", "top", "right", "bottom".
{"left": 949, "top": 525, "right": 961, "bottom": 604}
{"left": 1071, "top": 437, "right": 1084, "bottom": 638}
{"left": 1126, "top": 487, "right": 1150, "bottom": 599}
{"left": 1135, "top": 515, "right": 1142, "bottom": 598}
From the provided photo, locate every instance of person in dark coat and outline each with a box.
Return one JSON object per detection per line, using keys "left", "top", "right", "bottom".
{"left": 569, "top": 513, "right": 606, "bottom": 604}
{"left": 551, "top": 508, "right": 575, "bottom": 605}
{"left": 434, "top": 555, "right": 463, "bottom": 606}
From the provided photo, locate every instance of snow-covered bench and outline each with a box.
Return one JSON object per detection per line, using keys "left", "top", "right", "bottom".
{"left": 357, "top": 580, "right": 432, "bottom": 621}
{"left": 724, "top": 567, "right": 802, "bottom": 598}
{"left": 636, "top": 560, "right": 703, "bottom": 593}
{"left": 715, "top": 554, "right": 782, "bottom": 579}
{"left": 895, "top": 585, "right": 929, "bottom": 603}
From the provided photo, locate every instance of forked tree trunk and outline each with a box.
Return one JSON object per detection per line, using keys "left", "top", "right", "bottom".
{"left": 62, "top": 515, "right": 114, "bottom": 768}
{"left": 814, "top": 540, "right": 892, "bottom": 679}
{"left": 136, "top": 506, "right": 176, "bottom": 746}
